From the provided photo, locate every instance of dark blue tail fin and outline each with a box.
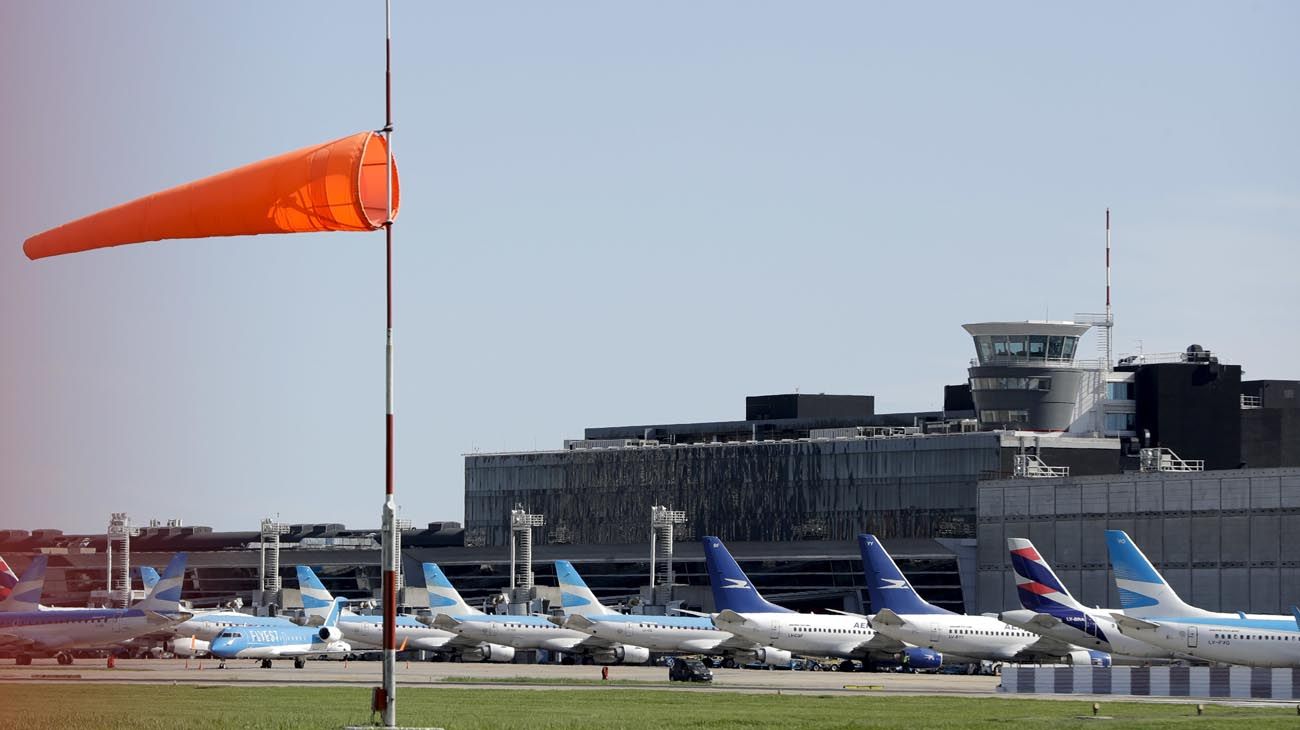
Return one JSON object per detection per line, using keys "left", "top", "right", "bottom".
{"left": 859, "top": 534, "right": 951, "bottom": 615}
{"left": 702, "top": 537, "right": 791, "bottom": 614}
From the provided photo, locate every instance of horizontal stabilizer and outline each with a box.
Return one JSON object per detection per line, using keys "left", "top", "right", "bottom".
{"left": 1111, "top": 613, "right": 1160, "bottom": 632}
{"left": 431, "top": 614, "right": 462, "bottom": 632}
{"left": 564, "top": 614, "right": 595, "bottom": 631}
{"left": 870, "top": 608, "right": 906, "bottom": 628}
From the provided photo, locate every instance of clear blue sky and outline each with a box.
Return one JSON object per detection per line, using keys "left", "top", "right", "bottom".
{"left": 1, "top": 1, "right": 1296, "bottom": 533}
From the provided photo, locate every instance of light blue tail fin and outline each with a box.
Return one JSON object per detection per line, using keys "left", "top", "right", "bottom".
{"left": 138, "top": 566, "right": 161, "bottom": 592}
{"left": 859, "top": 534, "right": 951, "bottom": 615}
{"left": 324, "top": 597, "right": 347, "bottom": 628}
{"left": 295, "top": 566, "right": 337, "bottom": 622}
{"left": 1105, "top": 530, "right": 1208, "bottom": 618}
{"left": 0, "top": 555, "right": 47, "bottom": 612}
{"left": 555, "top": 560, "right": 616, "bottom": 616}
{"left": 422, "top": 563, "right": 478, "bottom": 616}
{"left": 702, "top": 537, "right": 791, "bottom": 614}
{"left": 133, "top": 553, "right": 187, "bottom": 614}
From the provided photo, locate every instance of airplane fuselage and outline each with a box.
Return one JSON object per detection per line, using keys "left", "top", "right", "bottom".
{"left": 0, "top": 608, "right": 174, "bottom": 651}
{"left": 1000, "top": 608, "right": 1173, "bottom": 661}
{"left": 209, "top": 627, "right": 350, "bottom": 659}
{"left": 1118, "top": 616, "right": 1300, "bottom": 667}
{"left": 872, "top": 613, "right": 1040, "bottom": 662}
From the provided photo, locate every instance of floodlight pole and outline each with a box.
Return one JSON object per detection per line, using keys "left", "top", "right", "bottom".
{"left": 380, "top": 0, "right": 398, "bottom": 726}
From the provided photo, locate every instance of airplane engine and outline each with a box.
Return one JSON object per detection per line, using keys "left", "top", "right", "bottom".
{"left": 460, "top": 644, "right": 516, "bottom": 663}
{"left": 754, "top": 647, "right": 793, "bottom": 666}
{"left": 317, "top": 627, "right": 343, "bottom": 643}
{"left": 1064, "top": 649, "right": 1111, "bottom": 668}
{"left": 592, "top": 645, "right": 651, "bottom": 665}
{"left": 898, "top": 647, "right": 942, "bottom": 669}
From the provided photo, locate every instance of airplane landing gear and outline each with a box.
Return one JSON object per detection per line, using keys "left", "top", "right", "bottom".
{"left": 218, "top": 660, "right": 227, "bottom": 669}
{"left": 293, "top": 657, "right": 306, "bottom": 669}
{"left": 55, "top": 653, "right": 73, "bottom": 666}
{"left": 260, "top": 658, "right": 273, "bottom": 669}
{"left": 721, "top": 657, "right": 737, "bottom": 669}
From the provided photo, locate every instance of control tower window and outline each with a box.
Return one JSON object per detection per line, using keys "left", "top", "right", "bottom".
{"left": 976, "top": 336, "right": 994, "bottom": 362}
{"left": 1028, "top": 335, "right": 1047, "bottom": 358}
{"left": 1047, "top": 336, "right": 1065, "bottom": 360}
{"left": 1062, "top": 336, "right": 1078, "bottom": 360}
{"left": 1006, "top": 337, "right": 1026, "bottom": 357}
{"left": 992, "top": 337, "right": 1008, "bottom": 357}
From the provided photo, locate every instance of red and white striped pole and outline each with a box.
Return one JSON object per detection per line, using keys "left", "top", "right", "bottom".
{"left": 380, "top": 0, "right": 397, "bottom": 725}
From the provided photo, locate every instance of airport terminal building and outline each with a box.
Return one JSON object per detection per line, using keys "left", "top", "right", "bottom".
{"left": 5, "top": 320, "right": 1299, "bottom": 619}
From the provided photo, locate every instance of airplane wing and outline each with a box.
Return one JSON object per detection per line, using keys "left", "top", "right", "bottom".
{"left": 669, "top": 608, "right": 710, "bottom": 617}
{"left": 826, "top": 609, "right": 869, "bottom": 619}
{"left": 1014, "top": 634, "right": 1088, "bottom": 661}
{"left": 0, "top": 632, "right": 45, "bottom": 653}
{"left": 562, "top": 614, "right": 596, "bottom": 632}
{"left": 855, "top": 632, "right": 908, "bottom": 655}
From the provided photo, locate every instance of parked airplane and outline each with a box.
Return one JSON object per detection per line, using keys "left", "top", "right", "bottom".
{"left": 295, "top": 564, "right": 514, "bottom": 662}
{"left": 701, "top": 536, "right": 940, "bottom": 672}
{"left": 1105, "top": 529, "right": 1300, "bottom": 667}
{"left": 126, "top": 565, "right": 298, "bottom": 659}
{"left": 0, "top": 553, "right": 190, "bottom": 665}
{"left": 861, "top": 535, "right": 1109, "bottom": 667}
{"left": 209, "top": 596, "right": 351, "bottom": 669}
{"left": 555, "top": 560, "right": 793, "bottom": 668}
{"left": 427, "top": 568, "right": 650, "bottom": 665}
{"left": 997, "top": 538, "right": 1174, "bottom": 663}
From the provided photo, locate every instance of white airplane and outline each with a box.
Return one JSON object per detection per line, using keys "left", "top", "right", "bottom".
{"left": 555, "top": 560, "right": 793, "bottom": 668}
{"left": 861, "top": 535, "right": 1109, "bottom": 667}
{"left": 702, "top": 537, "right": 940, "bottom": 672}
{"left": 296, "top": 564, "right": 514, "bottom": 663}
{"left": 209, "top": 597, "right": 351, "bottom": 669}
{"left": 128, "top": 566, "right": 296, "bottom": 658}
{"left": 0, "top": 553, "right": 191, "bottom": 665}
{"left": 996, "top": 538, "right": 1175, "bottom": 663}
{"left": 1105, "top": 530, "right": 1300, "bottom": 667}
{"left": 428, "top": 568, "right": 649, "bottom": 665}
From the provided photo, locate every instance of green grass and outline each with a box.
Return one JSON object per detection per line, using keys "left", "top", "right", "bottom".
{"left": 0, "top": 684, "right": 1297, "bottom": 729}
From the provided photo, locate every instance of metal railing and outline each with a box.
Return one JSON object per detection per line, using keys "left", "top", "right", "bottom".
{"left": 1116, "top": 350, "right": 1223, "bottom": 367}
{"left": 1241, "top": 395, "right": 1263, "bottom": 409}
{"left": 970, "top": 355, "right": 1079, "bottom": 368}
{"left": 1013, "top": 454, "right": 1070, "bottom": 479}
{"left": 1139, "top": 447, "right": 1204, "bottom": 473}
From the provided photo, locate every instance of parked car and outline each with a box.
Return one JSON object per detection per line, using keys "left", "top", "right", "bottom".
{"left": 669, "top": 658, "right": 714, "bottom": 682}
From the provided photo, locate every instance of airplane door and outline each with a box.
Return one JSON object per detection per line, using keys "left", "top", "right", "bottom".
{"left": 930, "top": 624, "right": 942, "bottom": 644}
{"left": 1187, "top": 627, "right": 1198, "bottom": 648}
{"left": 770, "top": 624, "right": 780, "bottom": 642}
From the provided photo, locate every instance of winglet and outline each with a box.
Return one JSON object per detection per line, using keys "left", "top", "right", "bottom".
{"left": 701, "top": 537, "right": 792, "bottom": 614}
{"left": 323, "top": 597, "right": 347, "bottom": 628}
{"left": 859, "top": 534, "right": 950, "bottom": 616}
{"left": 555, "top": 560, "right": 616, "bottom": 616}
{"left": 0, "top": 555, "right": 47, "bottom": 612}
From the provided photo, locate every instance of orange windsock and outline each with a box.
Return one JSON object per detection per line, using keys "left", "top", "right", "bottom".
{"left": 24, "top": 131, "right": 399, "bottom": 260}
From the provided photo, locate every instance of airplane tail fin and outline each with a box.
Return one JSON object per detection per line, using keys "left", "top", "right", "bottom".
{"left": 1007, "top": 538, "right": 1085, "bottom": 612}
{"left": 324, "top": 597, "right": 347, "bottom": 628}
{"left": 138, "top": 566, "right": 161, "bottom": 593}
{"left": 1105, "top": 530, "right": 1208, "bottom": 618}
{"left": 0, "top": 555, "right": 47, "bottom": 612}
{"left": 701, "top": 537, "right": 791, "bottom": 614}
{"left": 0, "top": 556, "right": 18, "bottom": 604}
{"left": 133, "top": 553, "right": 187, "bottom": 614}
{"left": 295, "top": 566, "right": 338, "bottom": 622}
{"left": 422, "top": 563, "right": 478, "bottom": 616}
{"left": 859, "top": 534, "right": 950, "bottom": 615}
{"left": 554, "top": 560, "right": 616, "bottom": 616}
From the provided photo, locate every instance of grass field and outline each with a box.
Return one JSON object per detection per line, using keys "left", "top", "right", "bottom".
{"left": 1, "top": 684, "right": 1298, "bottom": 729}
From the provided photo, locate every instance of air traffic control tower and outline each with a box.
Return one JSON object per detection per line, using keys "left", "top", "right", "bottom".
{"left": 963, "top": 321, "right": 1092, "bottom": 432}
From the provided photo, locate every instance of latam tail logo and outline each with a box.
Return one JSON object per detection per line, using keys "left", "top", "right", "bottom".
{"left": 723, "top": 578, "right": 750, "bottom": 590}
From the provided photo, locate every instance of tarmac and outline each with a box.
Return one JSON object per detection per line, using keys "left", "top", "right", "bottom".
{"left": 0, "top": 657, "right": 1000, "bottom": 696}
